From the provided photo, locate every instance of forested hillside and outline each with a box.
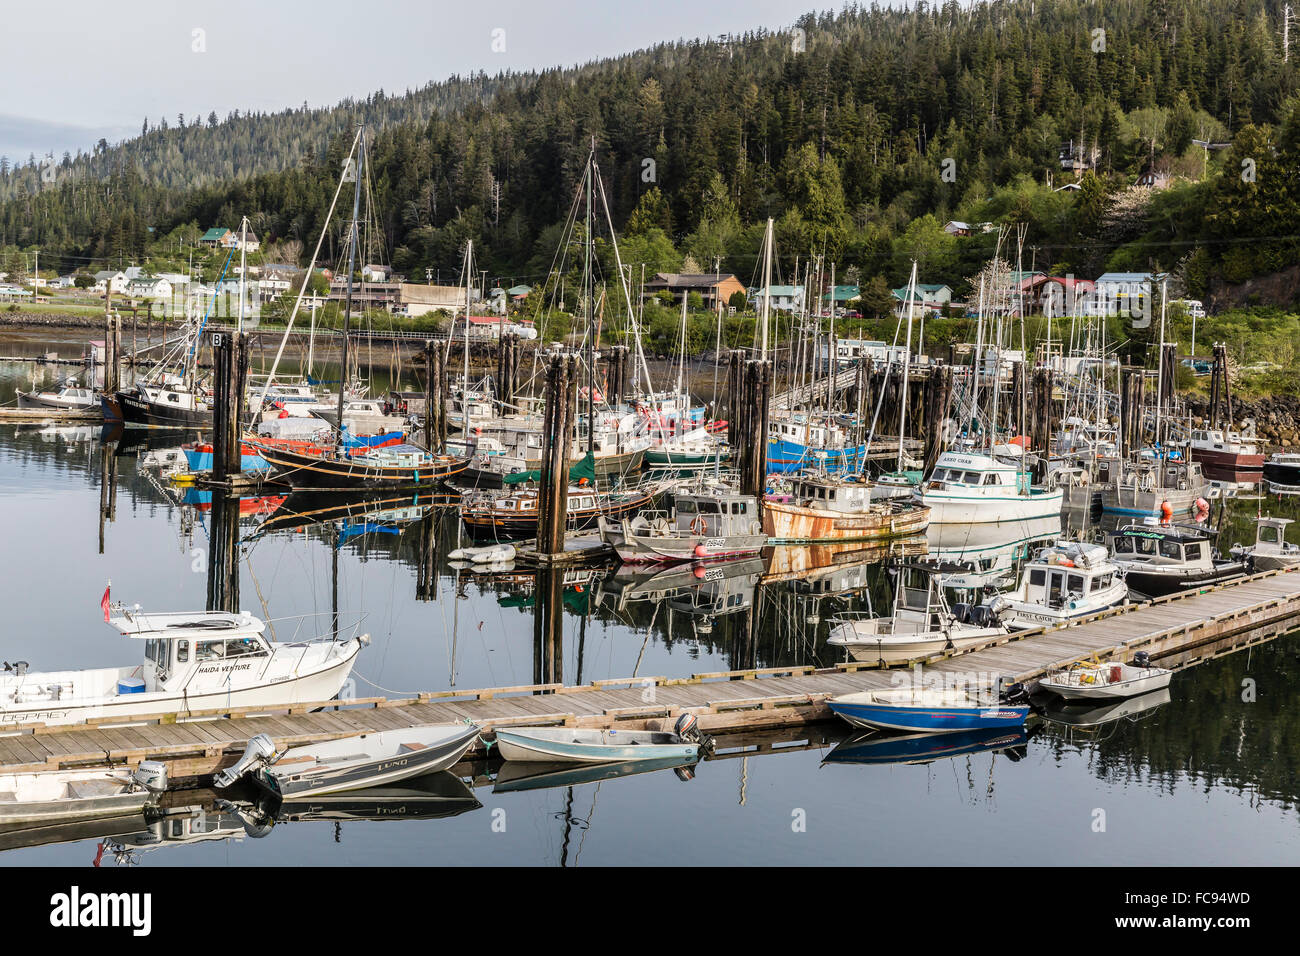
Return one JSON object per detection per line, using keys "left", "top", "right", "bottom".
{"left": 4, "top": 0, "right": 1300, "bottom": 300}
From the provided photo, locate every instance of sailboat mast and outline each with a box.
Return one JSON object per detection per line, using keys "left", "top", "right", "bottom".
{"left": 760, "top": 218, "right": 773, "bottom": 362}
{"left": 897, "top": 262, "right": 917, "bottom": 472}
{"left": 336, "top": 128, "right": 365, "bottom": 453}
{"left": 238, "top": 216, "right": 247, "bottom": 334}
{"left": 585, "top": 150, "right": 595, "bottom": 456}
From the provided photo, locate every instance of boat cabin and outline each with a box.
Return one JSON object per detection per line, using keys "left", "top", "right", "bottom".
{"left": 117, "top": 611, "right": 272, "bottom": 691}
{"left": 784, "top": 475, "right": 875, "bottom": 513}
{"left": 1108, "top": 524, "right": 1214, "bottom": 569}
{"left": 360, "top": 444, "right": 431, "bottom": 467}
{"left": 1018, "top": 543, "right": 1118, "bottom": 611}
{"left": 926, "top": 454, "right": 1027, "bottom": 494}
{"left": 673, "top": 491, "right": 761, "bottom": 534}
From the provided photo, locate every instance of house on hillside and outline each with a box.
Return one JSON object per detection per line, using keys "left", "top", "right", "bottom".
{"left": 361, "top": 264, "right": 392, "bottom": 282}
{"left": 749, "top": 285, "right": 805, "bottom": 314}
{"left": 892, "top": 283, "right": 953, "bottom": 318}
{"left": 645, "top": 272, "right": 745, "bottom": 309}
{"left": 199, "top": 228, "right": 231, "bottom": 249}
{"left": 1092, "top": 272, "right": 1167, "bottom": 328}
{"left": 943, "top": 221, "right": 972, "bottom": 237}
{"left": 93, "top": 271, "right": 129, "bottom": 295}
{"left": 126, "top": 276, "right": 173, "bottom": 299}
{"left": 821, "top": 285, "right": 861, "bottom": 310}
{"left": 450, "top": 314, "right": 535, "bottom": 341}
{"left": 238, "top": 229, "right": 260, "bottom": 252}
{"left": 1019, "top": 275, "right": 1096, "bottom": 317}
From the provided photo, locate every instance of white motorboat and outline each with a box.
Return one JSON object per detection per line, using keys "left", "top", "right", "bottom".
{"left": 827, "top": 563, "right": 1008, "bottom": 665}
{"left": 1230, "top": 516, "right": 1300, "bottom": 571}
{"left": 914, "top": 452, "right": 1063, "bottom": 524}
{"left": 312, "top": 399, "right": 408, "bottom": 435}
{"left": 0, "top": 607, "right": 368, "bottom": 728}
{"left": 598, "top": 485, "right": 766, "bottom": 563}
{"left": 1037, "top": 653, "right": 1172, "bottom": 701}
{"left": 215, "top": 723, "right": 481, "bottom": 798}
{"left": 984, "top": 540, "right": 1127, "bottom": 630}
{"left": 15, "top": 380, "right": 98, "bottom": 411}
{"left": 0, "top": 761, "right": 169, "bottom": 825}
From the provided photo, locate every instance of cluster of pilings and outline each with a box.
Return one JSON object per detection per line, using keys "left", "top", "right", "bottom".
{"left": 921, "top": 365, "right": 955, "bottom": 471}
{"left": 606, "top": 344, "right": 631, "bottom": 407}
{"left": 538, "top": 354, "right": 578, "bottom": 554}
{"left": 726, "top": 350, "right": 772, "bottom": 502}
{"left": 1120, "top": 365, "right": 1148, "bottom": 451}
{"left": 497, "top": 332, "right": 521, "bottom": 408}
{"left": 424, "top": 342, "right": 447, "bottom": 453}
{"left": 1207, "top": 343, "right": 1233, "bottom": 428}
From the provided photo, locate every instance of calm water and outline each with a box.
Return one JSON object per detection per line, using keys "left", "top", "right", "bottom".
{"left": 1, "top": 348, "right": 1299, "bottom": 866}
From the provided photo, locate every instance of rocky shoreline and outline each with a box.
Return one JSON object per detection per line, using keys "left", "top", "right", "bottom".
{"left": 1184, "top": 395, "right": 1300, "bottom": 448}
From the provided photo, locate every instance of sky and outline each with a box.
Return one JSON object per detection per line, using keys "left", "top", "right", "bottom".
{"left": 0, "top": 0, "right": 833, "bottom": 163}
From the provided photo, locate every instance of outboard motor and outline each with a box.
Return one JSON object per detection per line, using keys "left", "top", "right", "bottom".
{"left": 969, "top": 604, "right": 992, "bottom": 628}
{"left": 213, "top": 733, "right": 279, "bottom": 789}
{"left": 674, "top": 712, "right": 700, "bottom": 743}
{"left": 996, "top": 676, "right": 1028, "bottom": 704}
{"left": 951, "top": 603, "right": 971, "bottom": 625}
{"left": 1134, "top": 651, "right": 1151, "bottom": 669}
{"left": 131, "top": 760, "right": 169, "bottom": 793}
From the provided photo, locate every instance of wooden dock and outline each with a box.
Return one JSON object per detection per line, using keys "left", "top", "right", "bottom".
{"left": 1, "top": 567, "right": 1298, "bottom": 779}
{"left": 0, "top": 407, "right": 102, "bottom": 423}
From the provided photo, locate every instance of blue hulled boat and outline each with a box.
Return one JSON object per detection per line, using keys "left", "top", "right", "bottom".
{"left": 827, "top": 686, "right": 1029, "bottom": 733}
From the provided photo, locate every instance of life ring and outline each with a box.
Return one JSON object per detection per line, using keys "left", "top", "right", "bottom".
{"left": 1059, "top": 559, "right": 1075, "bottom": 568}
{"left": 690, "top": 513, "right": 706, "bottom": 535}
{"left": 1194, "top": 497, "right": 1210, "bottom": 521}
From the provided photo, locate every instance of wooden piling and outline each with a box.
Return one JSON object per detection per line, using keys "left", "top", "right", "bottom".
{"left": 210, "top": 331, "right": 249, "bottom": 483}
{"left": 424, "top": 342, "right": 446, "bottom": 452}
{"left": 537, "top": 355, "right": 575, "bottom": 555}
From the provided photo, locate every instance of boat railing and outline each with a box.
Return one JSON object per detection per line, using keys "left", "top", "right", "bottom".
{"left": 261, "top": 610, "right": 367, "bottom": 646}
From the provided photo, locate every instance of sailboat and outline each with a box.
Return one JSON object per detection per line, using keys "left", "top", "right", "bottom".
{"left": 247, "top": 129, "right": 470, "bottom": 489}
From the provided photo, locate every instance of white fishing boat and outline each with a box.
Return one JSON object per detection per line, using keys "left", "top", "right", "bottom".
{"left": 827, "top": 564, "right": 1008, "bottom": 665}
{"left": 312, "top": 399, "right": 408, "bottom": 435}
{"left": 914, "top": 452, "right": 1063, "bottom": 524}
{"left": 1037, "top": 652, "right": 1172, "bottom": 701}
{"left": 494, "top": 714, "right": 704, "bottom": 764}
{"left": 215, "top": 723, "right": 481, "bottom": 798}
{"left": 0, "top": 761, "right": 169, "bottom": 825}
{"left": 1230, "top": 517, "right": 1300, "bottom": 571}
{"left": 15, "top": 380, "right": 98, "bottom": 411}
{"left": 0, "top": 607, "right": 368, "bottom": 728}
{"left": 983, "top": 540, "right": 1127, "bottom": 630}
{"left": 598, "top": 486, "right": 766, "bottom": 563}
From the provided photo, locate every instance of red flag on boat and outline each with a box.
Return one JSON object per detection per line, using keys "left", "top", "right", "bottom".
{"left": 101, "top": 583, "right": 111, "bottom": 622}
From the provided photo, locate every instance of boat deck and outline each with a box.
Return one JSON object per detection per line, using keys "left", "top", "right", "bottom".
{"left": 1, "top": 568, "right": 1297, "bottom": 777}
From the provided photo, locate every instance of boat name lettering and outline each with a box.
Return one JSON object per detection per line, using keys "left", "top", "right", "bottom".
{"left": 2, "top": 710, "right": 71, "bottom": 723}
{"left": 197, "top": 662, "right": 254, "bottom": 675}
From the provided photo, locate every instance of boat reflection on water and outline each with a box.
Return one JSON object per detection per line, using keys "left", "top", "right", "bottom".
{"left": 926, "top": 515, "right": 1061, "bottom": 593}
{"left": 762, "top": 537, "right": 927, "bottom": 593}
{"left": 493, "top": 755, "right": 699, "bottom": 793}
{"left": 822, "top": 727, "right": 1029, "bottom": 767}
{"left": 271, "top": 771, "right": 482, "bottom": 824}
{"left": 597, "top": 556, "right": 764, "bottom": 634}
{"left": 1037, "top": 687, "right": 1172, "bottom": 732}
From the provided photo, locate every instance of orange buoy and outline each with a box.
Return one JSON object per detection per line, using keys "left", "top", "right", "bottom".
{"left": 1160, "top": 500, "right": 1173, "bottom": 523}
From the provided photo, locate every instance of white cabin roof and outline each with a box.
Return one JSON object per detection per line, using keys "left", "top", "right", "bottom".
{"left": 109, "top": 610, "right": 265, "bottom": 639}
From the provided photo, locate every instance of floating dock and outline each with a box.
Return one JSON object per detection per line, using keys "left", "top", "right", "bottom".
{"left": 1, "top": 568, "right": 1297, "bottom": 778}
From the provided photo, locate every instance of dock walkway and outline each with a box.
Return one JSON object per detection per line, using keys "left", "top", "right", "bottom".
{"left": 1, "top": 568, "right": 1297, "bottom": 777}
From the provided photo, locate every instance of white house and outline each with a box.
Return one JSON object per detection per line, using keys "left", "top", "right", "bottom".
{"left": 54, "top": 275, "right": 79, "bottom": 289}
{"left": 1091, "top": 272, "right": 1167, "bottom": 329}
{"left": 361, "top": 264, "right": 392, "bottom": 282}
{"left": 156, "top": 272, "right": 191, "bottom": 289}
{"left": 750, "top": 285, "right": 805, "bottom": 313}
{"left": 126, "top": 276, "right": 173, "bottom": 299}
{"left": 93, "top": 271, "right": 129, "bottom": 295}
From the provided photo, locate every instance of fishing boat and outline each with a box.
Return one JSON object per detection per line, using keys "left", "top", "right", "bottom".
{"left": 15, "top": 380, "right": 98, "bottom": 412}
{"left": 826, "top": 564, "right": 1008, "bottom": 665}
{"left": 827, "top": 684, "right": 1030, "bottom": 733}
{"left": 249, "top": 437, "right": 470, "bottom": 490}
{"left": 914, "top": 451, "right": 1063, "bottom": 524}
{"left": 494, "top": 714, "right": 704, "bottom": 764}
{"left": 0, "top": 762, "right": 168, "bottom": 825}
{"left": 115, "top": 379, "right": 212, "bottom": 427}
{"left": 215, "top": 723, "right": 481, "bottom": 798}
{"left": 1188, "top": 424, "right": 1264, "bottom": 472}
{"left": 461, "top": 478, "right": 654, "bottom": 538}
{"left": 1037, "top": 652, "right": 1172, "bottom": 701}
{"left": 1230, "top": 516, "right": 1300, "bottom": 570}
{"left": 643, "top": 427, "right": 729, "bottom": 470}
{"left": 763, "top": 473, "right": 931, "bottom": 543}
{"left": 310, "top": 399, "right": 409, "bottom": 436}
{"left": 1108, "top": 522, "right": 1246, "bottom": 597}
{"left": 0, "top": 607, "right": 367, "bottom": 728}
{"left": 766, "top": 413, "right": 866, "bottom": 474}
{"left": 1263, "top": 452, "right": 1300, "bottom": 486}
{"left": 598, "top": 485, "right": 765, "bottom": 562}
{"left": 1100, "top": 454, "right": 1210, "bottom": 518}
{"left": 983, "top": 540, "right": 1127, "bottom": 630}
